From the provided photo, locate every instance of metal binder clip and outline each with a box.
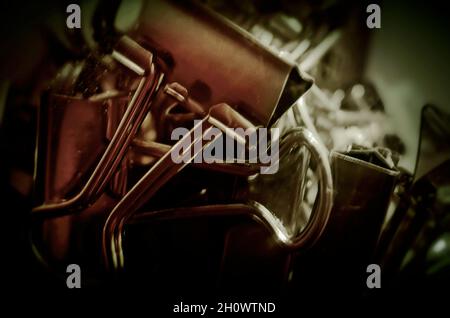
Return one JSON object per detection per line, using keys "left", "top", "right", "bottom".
{"left": 102, "top": 102, "right": 260, "bottom": 270}
{"left": 33, "top": 36, "right": 164, "bottom": 217}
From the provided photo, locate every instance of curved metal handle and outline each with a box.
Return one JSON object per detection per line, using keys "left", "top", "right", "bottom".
{"left": 278, "top": 127, "right": 333, "bottom": 250}
{"left": 129, "top": 127, "right": 335, "bottom": 251}
{"left": 102, "top": 103, "right": 254, "bottom": 271}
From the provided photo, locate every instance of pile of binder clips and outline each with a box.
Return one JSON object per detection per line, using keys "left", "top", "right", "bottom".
{"left": 1, "top": 0, "right": 448, "bottom": 294}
